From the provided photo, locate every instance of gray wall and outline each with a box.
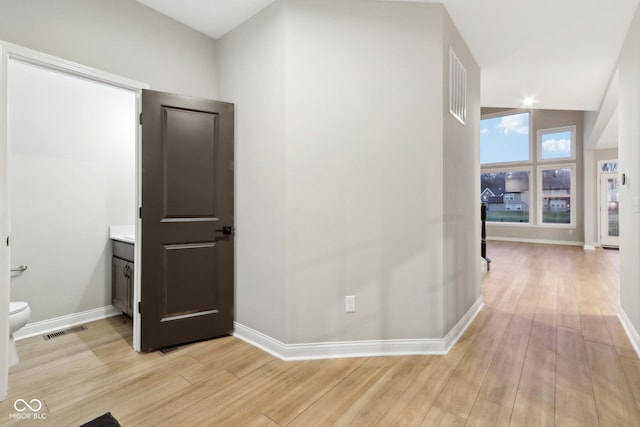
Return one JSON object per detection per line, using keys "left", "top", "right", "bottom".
{"left": 217, "top": 1, "right": 288, "bottom": 342}
{"left": 442, "top": 12, "right": 482, "bottom": 333}
{"left": 284, "top": 0, "right": 446, "bottom": 342}
{"left": 482, "top": 108, "right": 585, "bottom": 245}
{"left": 0, "top": 0, "right": 218, "bottom": 99}
{"left": 618, "top": 4, "right": 640, "bottom": 338}
{"left": 219, "top": 0, "right": 480, "bottom": 343}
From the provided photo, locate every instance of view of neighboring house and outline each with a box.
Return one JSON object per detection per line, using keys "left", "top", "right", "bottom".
{"left": 540, "top": 168, "right": 571, "bottom": 212}
{"left": 546, "top": 199, "right": 569, "bottom": 211}
{"left": 504, "top": 192, "right": 525, "bottom": 211}
{"left": 480, "top": 171, "right": 531, "bottom": 219}
{"left": 504, "top": 172, "right": 529, "bottom": 211}
{"left": 480, "top": 188, "right": 530, "bottom": 212}
{"left": 480, "top": 186, "right": 504, "bottom": 209}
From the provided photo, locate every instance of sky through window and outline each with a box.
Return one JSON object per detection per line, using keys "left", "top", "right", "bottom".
{"left": 540, "top": 130, "right": 572, "bottom": 160}
{"left": 480, "top": 112, "right": 530, "bottom": 164}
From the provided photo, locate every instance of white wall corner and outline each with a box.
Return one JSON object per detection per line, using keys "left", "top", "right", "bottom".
{"left": 619, "top": 308, "right": 640, "bottom": 359}
{"left": 444, "top": 296, "right": 484, "bottom": 351}
{"left": 14, "top": 305, "right": 122, "bottom": 341}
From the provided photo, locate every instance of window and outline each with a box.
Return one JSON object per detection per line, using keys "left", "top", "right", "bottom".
{"left": 480, "top": 111, "right": 530, "bottom": 165}
{"left": 538, "top": 165, "right": 576, "bottom": 226}
{"left": 480, "top": 169, "right": 531, "bottom": 223}
{"left": 480, "top": 111, "right": 579, "bottom": 229}
{"left": 600, "top": 161, "right": 618, "bottom": 172}
{"left": 537, "top": 126, "right": 575, "bottom": 161}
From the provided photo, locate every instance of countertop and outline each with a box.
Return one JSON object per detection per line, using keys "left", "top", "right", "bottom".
{"left": 109, "top": 225, "right": 135, "bottom": 244}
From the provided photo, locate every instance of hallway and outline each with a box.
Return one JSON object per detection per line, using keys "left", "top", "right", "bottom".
{"left": 2, "top": 242, "right": 639, "bottom": 426}
{"left": 476, "top": 241, "right": 637, "bottom": 426}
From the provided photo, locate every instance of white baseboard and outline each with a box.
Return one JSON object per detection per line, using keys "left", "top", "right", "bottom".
{"left": 488, "top": 236, "right": 584, "bottom": 247}
{"left": 14, "top": 305, "right": 122, "bottom": 341}
{"left": 444, "top": 296, "right": 484, "bottom": 351}
{"left": 480, "top": 257, "right": 488, "bottom": 274}
{"left": 234, "top": 324, "right": 447, "bottom": 360}
{"left": 619, "top": 308, "right": 640, "bottom": 359}
{"left": 234, "top": 296, "right": 484, "bottom": 361}
{"left": 583, "top": 244, "right": 597, "bottom": 251}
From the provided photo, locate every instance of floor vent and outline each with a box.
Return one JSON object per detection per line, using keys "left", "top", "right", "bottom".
{"left": 43, "top": 325, "right": 87, "bottom": 340}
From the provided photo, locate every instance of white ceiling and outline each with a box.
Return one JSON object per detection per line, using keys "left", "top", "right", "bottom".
{"left": 135, "top": 0, "right": 276, "bottom": 39}
{"left": 136, "top": 0, "right": 639, "bottom": 113}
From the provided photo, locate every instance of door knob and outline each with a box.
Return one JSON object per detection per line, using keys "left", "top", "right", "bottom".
{"left": 216, "top": 226, "right": 232, "bottom": 235}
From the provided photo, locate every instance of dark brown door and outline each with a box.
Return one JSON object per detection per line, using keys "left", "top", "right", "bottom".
{"left": 140, "top": 89, "right": 234, "bottom": 351}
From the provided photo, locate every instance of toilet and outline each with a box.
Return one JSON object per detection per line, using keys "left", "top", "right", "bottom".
{"left": 9, "top": 301, "right": 31, "bottom": 366}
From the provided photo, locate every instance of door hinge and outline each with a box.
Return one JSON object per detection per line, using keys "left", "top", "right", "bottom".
{"left": 139, "top": 112, "right": 142, "bottom": 125}
{"left": 138, "top": 301, "right": 141, "bottom": 314}
{"left": 139, "top": 207, "right": 142, "bottom": 219}
{"left": 5, "top": 236, "right": 8, "bottom": 247}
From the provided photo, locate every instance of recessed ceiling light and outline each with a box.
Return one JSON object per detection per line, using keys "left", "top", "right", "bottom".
{"left": 523, "top": 96, "right": 536, "bottom": 107}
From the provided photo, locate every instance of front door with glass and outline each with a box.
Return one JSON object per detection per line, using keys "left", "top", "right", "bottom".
{"left": 600, "top": 171, "right": 620, "bottom": 248}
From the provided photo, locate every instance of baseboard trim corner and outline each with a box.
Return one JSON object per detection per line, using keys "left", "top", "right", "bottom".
{"left": 233, "top": 324, "right": 447, "bottom": 360}
{"left": 15, "top": 305, "right": 122, "bottom": 341}
{"left": 444, "top": 296, "right": 484, "bottom": 351}
{"left": 234, "top": 297, "right": 483, "bottom": 361}
{"left": 619, "top": 308, "right": 640, "bottom": 359}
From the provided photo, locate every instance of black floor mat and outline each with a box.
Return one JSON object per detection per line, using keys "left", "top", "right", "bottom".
{"left": 80, "top": 412, "right": 121, "bottom": 427}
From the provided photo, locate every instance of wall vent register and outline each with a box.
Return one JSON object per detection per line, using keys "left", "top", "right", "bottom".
{"left": 449, "top": 48, "right": 467, "bottom": 125}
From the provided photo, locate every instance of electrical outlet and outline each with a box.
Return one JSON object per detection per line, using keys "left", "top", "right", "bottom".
{"left": 345, "top": 295, "right": 356, "bottom": 313}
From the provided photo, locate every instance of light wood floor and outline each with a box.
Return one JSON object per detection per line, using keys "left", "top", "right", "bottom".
{"left": 3, "top": 241, "right": 639, "bottom": 426}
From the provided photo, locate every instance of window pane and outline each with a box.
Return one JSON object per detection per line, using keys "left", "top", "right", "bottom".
{"left": 480, "top": 170, "right": 530, "bottom": 223}
{"left": 600, "top": 161, "right": 618, "bottom": 172}
{"left": 540, "top": 130, "right": 572, "bottom": 160}
{"left": 606, "top": 177, "right": 619, "bottom": 237}
{"left": 480, "top": 112, "right": 530, "bottom": 164}
{"left": 541, "top": 168, "right": 571, "bottom": 224}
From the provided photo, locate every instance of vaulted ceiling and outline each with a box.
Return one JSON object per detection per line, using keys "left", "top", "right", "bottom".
{"left": 136, "top": 0, "right": 639, "bottom": 146}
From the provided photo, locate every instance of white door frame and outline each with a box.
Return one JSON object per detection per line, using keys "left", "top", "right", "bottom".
{"left": 0, "top": 41, "right": 148, "bottom": 400}
{"left": 599, "top": 172, "right": 620, "bottom": 247}
{"left": 596, "top": 159, "right": 620, "bottom": 247}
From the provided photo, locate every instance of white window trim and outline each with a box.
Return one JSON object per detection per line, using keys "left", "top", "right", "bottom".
{"left": 480, "top": 109, "right": 533, "bottom": 167}
{"left": 537, "top": 163, "right": 576, "bottom": 228}
{"left": 537, "top": 125, "right": 576, "bottom": 162}
{"left": 481, "top": 166, "right": 533, "bottom": 226}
